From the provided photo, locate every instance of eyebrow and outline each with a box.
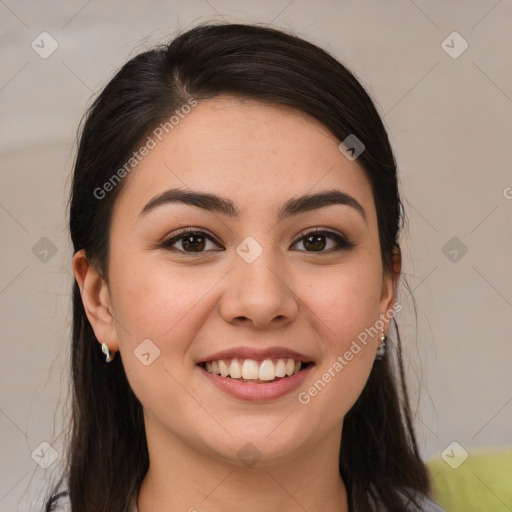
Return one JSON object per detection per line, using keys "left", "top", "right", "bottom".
{"left": 138, "top": 188, "right": 367, "bottom": 224}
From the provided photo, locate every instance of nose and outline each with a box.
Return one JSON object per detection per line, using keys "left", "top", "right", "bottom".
{"left": 219, "top": 250, "right": 299, "bottom": 329}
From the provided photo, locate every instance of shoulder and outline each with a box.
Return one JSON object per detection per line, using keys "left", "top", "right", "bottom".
{"left": 48, "top": 494, "right": 139, "bottom": 512}
{"left": 400, "top": 490, "right": 446, "bottom": 512}
{"left": 47, "top": 494, "right": 71, "bottom": 512}
{"left": 413, "top": 496, "right": 445, "bottom": 512}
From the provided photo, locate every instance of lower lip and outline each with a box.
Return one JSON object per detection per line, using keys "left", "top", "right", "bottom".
{"left": 198, "top": 364, "right": 313, "bottom": 402}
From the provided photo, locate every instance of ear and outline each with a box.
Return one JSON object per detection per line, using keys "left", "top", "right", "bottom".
{"left": 72, "top": 249, "right": 119, "bottom": 354}
{"left": 379, "top": 245, "right": 402, "bottom": 333}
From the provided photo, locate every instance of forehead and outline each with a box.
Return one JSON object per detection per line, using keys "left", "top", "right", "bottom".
{"left": 114, "top": 96, "right": 376, "bottom": 222}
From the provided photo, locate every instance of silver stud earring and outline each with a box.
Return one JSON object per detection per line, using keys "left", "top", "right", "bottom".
{"left": 375, "top": 329, "right": 387, "bottom": 360}
{"left": 101, "top": 342, "right": 114, "bottom": 363}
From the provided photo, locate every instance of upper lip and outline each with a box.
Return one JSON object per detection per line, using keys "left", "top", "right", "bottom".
{"left": 197, "top": 346, "right": 313, "bottom": 364}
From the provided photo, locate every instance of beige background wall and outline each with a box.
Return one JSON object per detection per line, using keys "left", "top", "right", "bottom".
{"left": 1, "top": 1, "right": 511, "bottom": 510}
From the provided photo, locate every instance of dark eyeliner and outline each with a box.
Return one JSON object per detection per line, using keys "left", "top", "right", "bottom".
{"left": 158, "top": 228, "right": 221, "bottom": 251}
{"left": 157, "top": 227, "right": 355, "bottom": 253}
{"left": 293, "top": 228, "right": 356, "bottom": 251}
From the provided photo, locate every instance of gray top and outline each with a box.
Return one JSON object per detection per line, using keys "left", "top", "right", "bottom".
{"left": 402, "top": 493, "right": 446, "bottom": 512}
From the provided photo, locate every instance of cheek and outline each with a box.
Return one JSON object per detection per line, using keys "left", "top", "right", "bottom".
{"left": 110, "top": 262, "right": 213, "bottom": 417}
{"left": 295, "top": 256, "right": 382, "bottom": 410}
{"left": 300, "top": 255, "right": 383, "bottom": 344}
{"left": 109, "top": 256, "right": 220, "bottom": 344}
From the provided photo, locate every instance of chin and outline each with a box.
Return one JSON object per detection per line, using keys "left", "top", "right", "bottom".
{"left": 195, "top": 422, "right": 312, "bottom": 467}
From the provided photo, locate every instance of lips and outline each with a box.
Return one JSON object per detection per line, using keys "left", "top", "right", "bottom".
{"left": 196, "top": 346, "right": 314, "bottom": 401}
{"left": 196, "top": 346, "right": 313, "bottom": 382}
{"left": 200, "top": 358, "right": 310, "bottom": 381}
{"left": 198, "top": 362, "right": 313, "bottom": 401}
{"left": 197, "top": 346, "right": 313, "bottom": 365}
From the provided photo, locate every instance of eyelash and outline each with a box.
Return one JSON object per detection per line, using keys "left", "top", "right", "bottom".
{"left": 159, "top": 228, "right": 356, "bottom": 254}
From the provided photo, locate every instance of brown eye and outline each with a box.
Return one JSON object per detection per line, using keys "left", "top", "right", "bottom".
{"left": 181, "top": 234, "right": 206, "bottom": 252}
{"left": 292, "top": 229, "right": 355, "bottom": 253}
{"left": 303, "top": 234, "right": 327, "bottom": 251}
{"left": 160, "top": 230, "right": 222, "bottom": 253}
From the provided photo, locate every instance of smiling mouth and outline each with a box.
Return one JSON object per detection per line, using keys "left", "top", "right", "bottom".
{"left": 198, "top": 358, "right": 313, "bottom": 384}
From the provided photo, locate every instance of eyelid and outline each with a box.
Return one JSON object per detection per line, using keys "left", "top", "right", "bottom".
{"left": 158, "top": 227, "right": 355, "bottom": 254}
{"left": 291, "top": 227, "right": 355, "bottom": 250}
{"left": 158, "top": 228, "right": 223, "bottom": 251}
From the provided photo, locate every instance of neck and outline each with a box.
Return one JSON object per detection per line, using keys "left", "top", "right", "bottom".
{"left": 137, "top": 418, "right": 349, "bottom": 512}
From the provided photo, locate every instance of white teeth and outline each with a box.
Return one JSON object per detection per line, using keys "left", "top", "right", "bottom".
{"left": 258, "top": 359, "right": 275, "bottom": 381}
{"left": 218, "top": 359, "right": 230, "bottom": 377}
{"left": 229, "top": 359, "right": 242, "bottom": 379}
{"left": 275, "top": 359, "right": 286, "bottom": 377}
{"left": 202, "top": 357, "right": 307, "bottom": 381}
{"left": 242, "top": 359, "right": 259, "bottom": 380}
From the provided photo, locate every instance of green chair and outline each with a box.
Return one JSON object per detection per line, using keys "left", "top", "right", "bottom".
{"left": 426, "top": 447, "right": 512, "bottom": 512}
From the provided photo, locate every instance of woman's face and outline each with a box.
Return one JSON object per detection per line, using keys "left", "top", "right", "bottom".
{"left": 82, "top": 96, "right": 398, "bottom": 465}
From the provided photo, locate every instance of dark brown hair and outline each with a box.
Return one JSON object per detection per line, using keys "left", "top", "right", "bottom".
{"left": 44, "top": 22, "right": 430, "bottom": 511}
